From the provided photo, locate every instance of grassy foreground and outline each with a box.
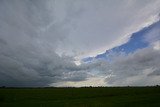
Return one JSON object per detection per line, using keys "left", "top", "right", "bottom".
{"left": 0, "top": 87, "right": 160, "bottom": 107}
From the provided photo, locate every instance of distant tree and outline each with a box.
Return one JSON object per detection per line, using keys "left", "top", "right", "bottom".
{"left": 2, "top": 86, "right": 6, "bottom": 88}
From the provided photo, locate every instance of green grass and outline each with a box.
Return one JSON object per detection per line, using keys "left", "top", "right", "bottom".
{"left": 0, "top": 87, "right": 160, "bottom": 107}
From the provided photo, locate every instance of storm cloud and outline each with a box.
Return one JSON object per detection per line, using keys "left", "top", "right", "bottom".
{"left": 0, "top": 0, "right": 160, "bottom": 87}
{"left": 0, "top": 0, "right": 89, "bottom": 87}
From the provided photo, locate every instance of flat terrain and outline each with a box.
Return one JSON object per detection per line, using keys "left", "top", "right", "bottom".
{"left": 0, "top": 87, "right": 160, "bottom": 107}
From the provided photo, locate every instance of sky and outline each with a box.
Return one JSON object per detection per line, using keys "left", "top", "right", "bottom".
{"left": 0, "top": 0, "right": 160, "bottom": 87}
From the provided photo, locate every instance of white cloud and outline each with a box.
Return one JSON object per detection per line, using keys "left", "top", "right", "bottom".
{"left": 85, "top": 47, "right": 160, "bottom": 86}
{"left": 53, "top": 45, "right": 160, "bottom": 87}
{"left": 54, "top": 0, "right": 160, "bottom": 58}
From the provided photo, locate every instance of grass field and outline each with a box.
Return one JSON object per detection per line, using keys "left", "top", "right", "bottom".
{"left": 0, "top": 87, "right": 160, "bottom": 107}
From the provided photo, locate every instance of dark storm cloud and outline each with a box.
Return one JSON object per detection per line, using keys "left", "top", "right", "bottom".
{"left": 0, "top": 38, "right": 7, "bottom": 45}
{"left": 0, "top": 0, "right": 88, "bottom": 87}
{"left": 0, "top": 0, "right": 160, "bottom": 87}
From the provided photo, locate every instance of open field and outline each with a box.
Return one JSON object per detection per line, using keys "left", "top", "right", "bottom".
{"left": 0, "top": 87, "right": 160, "bottom": 107}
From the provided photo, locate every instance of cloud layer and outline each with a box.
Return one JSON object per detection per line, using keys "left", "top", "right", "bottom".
{"left": 0, "top": 0, "right": 160, "bottom": 87}
{"left": 54, "top": 46, "right": 160, "bottom": 87}
{"left": 0, "top": 0, "right": 89, "bottom": 87}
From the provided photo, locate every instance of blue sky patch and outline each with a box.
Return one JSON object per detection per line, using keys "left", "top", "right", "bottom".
{"left": 83, "top": 20, "right": 160, "bottom": 62}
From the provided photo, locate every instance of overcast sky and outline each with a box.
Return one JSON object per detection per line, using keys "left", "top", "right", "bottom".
{"left": 0, "top": 0, "right": 160, "bottom": 87}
